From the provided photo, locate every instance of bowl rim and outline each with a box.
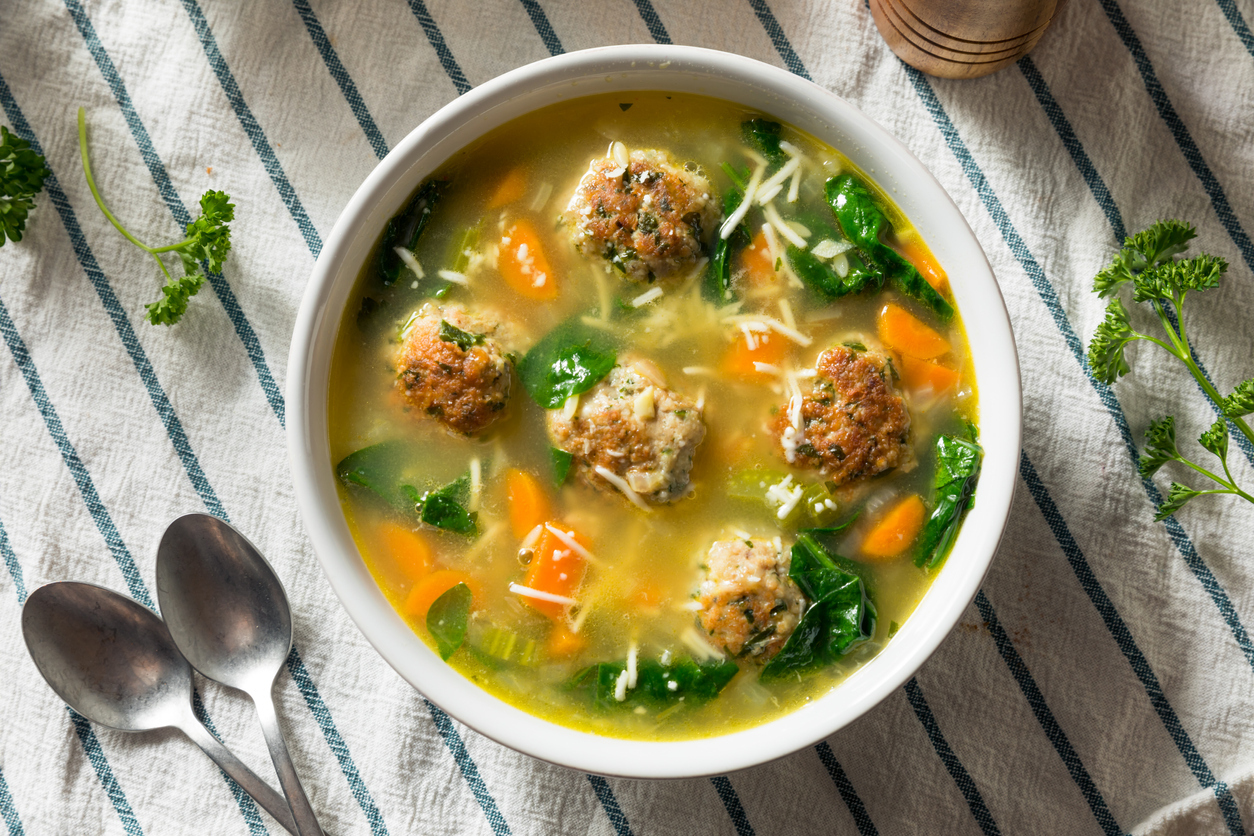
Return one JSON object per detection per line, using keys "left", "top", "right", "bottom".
{"left": 287, "top": 43, "right": 1022, "bottom": 779}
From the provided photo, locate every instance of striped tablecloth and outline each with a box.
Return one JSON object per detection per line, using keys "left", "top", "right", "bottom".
{"left": 4, "top": 1, "right": 1254, "bottom": 834}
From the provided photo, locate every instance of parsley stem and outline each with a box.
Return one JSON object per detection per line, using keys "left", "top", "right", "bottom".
{"left": 77, "top": 107, "right": 156, "bottom": 255}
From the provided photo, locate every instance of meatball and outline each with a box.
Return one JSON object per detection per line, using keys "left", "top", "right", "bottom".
{"left": 697, "top": 538, "right": 806, "bottom": 662}
{"left": 771, "top": 345, "right": 911, "bottom": 485}
{"left": 563, "top": 145, "right": 719, "bottom": 284}
{"left": 394, "top": 303, "right": 513, "bottom": 435}
{"left": 546, "top": 360, "right": 705, "bottom": 505}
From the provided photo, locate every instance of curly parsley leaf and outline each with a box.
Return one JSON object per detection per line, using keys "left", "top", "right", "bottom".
{"left": 1138, "top": 417, "right": 1180, "bottom": 478}
{"left": 0, "top": 125, "right": 51, "bottom": 247}
{"left": 1223, "top": 379, "right": 1254, "bottom": 419}
{"left": 1094, "top": 220, "right": 1197, "bottom": 297}
{"left": 1155, "top": 482, "right": 1203, "bottom": 522}
{"left": 1199, "top": 419, "right": 1228, "bottom": 461}
{"left": 1087, "top": 298, "right": 1137, "bottom": 384}
{"left": 1131, "top": 254, "right": 1226, "bottom": 303}
{"left": 78, "top": 108, "right": 234, "bottom": 326}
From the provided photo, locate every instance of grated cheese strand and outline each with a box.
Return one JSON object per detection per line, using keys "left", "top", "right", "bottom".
{"left": 508, "top": 583, "right": 576, "bottom": 606}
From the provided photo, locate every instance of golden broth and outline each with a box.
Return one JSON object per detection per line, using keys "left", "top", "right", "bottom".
{"left": 329, "top": 91, "right": 978, "bottom": 740}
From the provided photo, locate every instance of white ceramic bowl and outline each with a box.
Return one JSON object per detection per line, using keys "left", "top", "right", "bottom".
{"left": 288, "top": 44, "right": 1021, "bottom": 778}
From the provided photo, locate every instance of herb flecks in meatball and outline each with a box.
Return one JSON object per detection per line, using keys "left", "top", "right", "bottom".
{"left": 546, "top": 360, "right": 705, "bottom": 506}
{"left": 394, "top": 303, "right": 513, "bottom": 436}
{"left": 564, "top": 145, "right": 718, "bottom": 284}
{"left": 697, "top": 538, "right": 805, "bottom": 662}
{"left": 772, "top": 345, "right": 911, "bottom": 485}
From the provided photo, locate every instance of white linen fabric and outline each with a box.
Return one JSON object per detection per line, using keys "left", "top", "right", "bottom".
{"left": 2, "top": 0, "right": 1254, "bottom": 834}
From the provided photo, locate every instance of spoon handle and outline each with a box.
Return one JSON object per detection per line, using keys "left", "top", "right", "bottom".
{"left": 254, "top": 685, "right": 324, "bottom": 836}
{"left": 181, "top": 716, "right": 301, "bottom": 836}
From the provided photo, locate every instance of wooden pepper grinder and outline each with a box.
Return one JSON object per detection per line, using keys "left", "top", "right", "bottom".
{"left": 870, "top": 0, "right": 1068, "bottom": 79}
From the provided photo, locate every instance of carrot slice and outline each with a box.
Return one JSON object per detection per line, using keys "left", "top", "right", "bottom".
{"left": 546, "top": 624, "right": 588, "bottom": 657}
{"left": 862, "top": 494, "right": 926, "bottom": 558}
{"left": 487, "top": 167, "right": 527, "bottom": 209}
{"left": 721, "top": 329, "right": 789, "bottom": 382}
{"left": 507, "top": 468, "right": 553, "bottom": 540}
{"left": 499, "top": 219, "right": 557, "bottom": 300}
{"left": 739, "top": 229, "right": 778, "bottom": 285}
{"left": 896, "top": 234, "right": 948, "bottom": 294}
{"left": 520, "top": 522, "right": 587, "bottom": 618}
{"left": 899, "top": 355, "right": 959, "bottom": 396}
{"left": 380, "top": 522, "right": 432, "bottom": 582}
{"left": 404, "top": 569, "right": 478, "bottom": 620}
{"left": 878, "top": 302, "right": 950, "bottom": 360}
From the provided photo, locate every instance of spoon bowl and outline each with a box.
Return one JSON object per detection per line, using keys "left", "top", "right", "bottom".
{"left": 21, "top": 581, "right": 301, "bottom": 835}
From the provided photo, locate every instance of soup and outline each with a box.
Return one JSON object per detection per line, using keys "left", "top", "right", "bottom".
{"left": 328, "top": 92, "right": 981, "bottom": 740}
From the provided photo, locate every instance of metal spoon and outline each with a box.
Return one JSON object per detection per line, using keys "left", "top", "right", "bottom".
{"left": 156, "top": 514, "right": 323, "bottom": 836}
{"left": 21, "top": 582, "right": 301, "bottom": 835}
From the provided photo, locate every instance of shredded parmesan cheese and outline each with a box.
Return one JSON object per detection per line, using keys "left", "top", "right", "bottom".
{"left": 594, "top": 465, "right": 652, "bottom": 512}
{"left": 394, "top": 246, "right": 424, "bottom": 279}
{"left": 626, "top": 643, "right": 639, "bottom": 688}
{"left": 720, "top": 164, "right": 765, "bottom": 239}
{"left": 764, "top": 203, "right": 807, "bottom": 248}
{"left": 437, "top": 269, "right": 469, "bottom": 285}
{"left": 468, "top": 458, "right": 482, "bottom": 512}
{"left": 614, "top": 669, "right": 629, "bottom": 701}
{"left": 631, "top": 287, "right": 664, "bottom": 307}
{"left": 508, "top": 583, "right": 576, "bottom": 606}
{"left": 722, "top": 314, "right": 812, "bottom": 346}
{"left": 520, "top": 524, "right": 544, "bottom": 551}
{"left": 544, "top": 523, "right": 597, "bottom": 565}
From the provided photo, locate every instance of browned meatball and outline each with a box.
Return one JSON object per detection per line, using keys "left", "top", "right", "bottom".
{"left": 771, "top": 345, "right": 911, "bottom": 484}
{"left": 546, "top": 360, "right": 705, "bottom": 505}
{"left": 563, "top": 146, "right": 718, "bottom": 283}
{"left": 393, "top": 303, "right": 513, "bottom": 435}
{"left": 697, "top": 538, "right": 806, "bottom": 662}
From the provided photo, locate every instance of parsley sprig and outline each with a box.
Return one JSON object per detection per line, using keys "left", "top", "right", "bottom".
{"left": 0, "top": 125, "right": 50, "bottom": 247}
{"left": 77, "top": 107, "right": 233, "bottom": 325}
{"left": 1088, "top": 220, "right": 1254, "bottom": 520}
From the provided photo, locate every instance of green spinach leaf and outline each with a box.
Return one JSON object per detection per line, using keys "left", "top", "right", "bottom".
{"left": 551, "top": 447, "right": 574, "bottom": 486}
{"left": 336, "top": 441, "right": 414, "bottom": 513}
{"left": 427, "top": 583, "right": 472, "bottom": 660}
{"left": 378, "top": 179, "right": 443, "bottom": 286}
{"left": 916, "top": 434, "right": 983, "bottom": 570}
{"left": 825, "top": 175, "right": 954, "bottom": 321}
{"left": 741, "top": 119, "right": 788, "bottom": 169}
{"left": 570, "top": 656, "right": 739, "bottom": 710}
{"left": 438, "top": 319, "right": 484, "bottom": 351}
{"left": 787, "top": 246, "right": 882, "bottom": 300}
{"left": 707, "top": 187, "right": 749, "bottom": 302}
{"left": 519, "top": 319, "right": 617, "bottom": 409}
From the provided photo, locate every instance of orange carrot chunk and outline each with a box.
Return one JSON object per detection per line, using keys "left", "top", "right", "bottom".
{"left": 499, "top": 219, "right": 557, "bottom": 300}
{"left": 721, "top": 329, "right": 789, "bottom": 383}
{"left": 487, "top": 168, "right": 527, "bottom": 209}
{"left": 862, "top": 494, "right": 926, "bottom": 558}
{"left": 380, "top": 522, "right": 432, "bottom": 582}
{"left": 546, "top": 624, "right": 588, "bottom": 658}
{"left": 897, "top": 234, "right": 949, "bottom": 294}
{"left": 899, "top": 355, "right": 960, "bottom": 396}
{"left": 519, "top": 522, "right": 587, "bottom": 618}
{"left": 739, "top": 229, "right": 778, "bottom": 286}
{"left": 878, "top": 302, "right": 950, "bottom": 360}
{"left": 404, "top": 569, "right": 478, "bottom": 620}
{"left": 507, "top": 468, "right": 553, "bottom": 540}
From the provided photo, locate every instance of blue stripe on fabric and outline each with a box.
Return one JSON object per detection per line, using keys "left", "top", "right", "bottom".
{"left": 0, "top": 764, "right": 23, "bottom": 836}
{"left": 0, "top": 515, "right": 145, "bottom": 835}
{"left": 585, "top": 776, "right": 633, "bottom": 836}
{"left": 1214, "top": 0, "right": 1254, "bottom": 58}
{"left": 903, "top": 679, "right": 1000, "bottom": 836}
{"left": 1098, "top": 0, "right": 1254, "bottom": 276}
{"left": 709, "top": 777, "right": 755, "bottom": 836}
{"left": 419, "top": 698, "right": 512, "bottom": 836}
{"left": 973, "top": 591, "right": 1120, "bottom": 836}
{"left": 290, "top": 0, "right": 390, "bottom": 159}
{"left": 1017, "top": 56, "right": 1254, "bottom": 471}
{"left": 176, "top": 0, "right": 323, "bottom": 257}
{"left": 403, "top": 0, "right": 473, "bottom": 95}
{"left": 899, "top": 61, "right": 1254, "bottom": 677}
{"left": 189, "top": 691, "right": 270, "bottom": 835}
{"left": 68, "top": 711, "right": 145, "bottom": 836}
{"left": 1019, "top": 453, "right": 1244, "bottom": 835}
{"left": 0, "top": 76, "right": 227, "bottom": 526}
{"left": 814, "top": 743, "right": 878, "bottom": 836}
{"left": 1016, "top": 57, "right": 1126, "bottom": 243}
{"left": 745, "top": 0, "right": 812, "bottom": 80}
{"left": 0, "top": 294, "right": 152, "bottom": 608}
{"left": 63, "top": 0, "right": 286, "bottom": 428}
{"left": 629, "top": 0, "right": 672, "bottom": 44}
{"left": 517, "top": 0, "right": 563, "bottom": 56}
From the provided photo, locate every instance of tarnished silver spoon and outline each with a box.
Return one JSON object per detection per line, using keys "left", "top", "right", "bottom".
{"left": 21, "top": 581, "right": 301, "bottom": 835}
{"left": 156, "top": 513, "right": 323, "bottom": 836}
